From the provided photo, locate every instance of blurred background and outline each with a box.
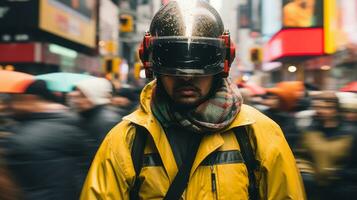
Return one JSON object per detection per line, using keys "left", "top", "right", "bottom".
{"left": 0, "top": 0, "right": 356, "bottom": 88}
{"left": 0, "top": 0, "right": 356, "bottom": 200}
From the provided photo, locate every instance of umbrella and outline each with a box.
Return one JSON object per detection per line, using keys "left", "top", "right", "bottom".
{"left": 36, "top": 72, "right": 95, "bottom": 92}
{"left": 340, "top": 81, "right": 357, "bottom": 92}
{"left": 0, "top": 70, "right": 34, "bottom": 93}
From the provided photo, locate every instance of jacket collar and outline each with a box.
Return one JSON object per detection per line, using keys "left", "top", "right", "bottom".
{"left": 124, "top": 80, "right": 256, "bottom": 181}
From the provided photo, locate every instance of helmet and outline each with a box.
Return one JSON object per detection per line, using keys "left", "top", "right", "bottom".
{"left": 139, "top": 0, "right": 236, "bottom": 78}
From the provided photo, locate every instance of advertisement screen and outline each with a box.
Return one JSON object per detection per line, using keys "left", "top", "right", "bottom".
{"left": 56, "top": 0, "right": 94, "bottom": 18}
{"left": 39, "top": 0, "right": 97, "bottom": 48}
{"left": 324, "top": 0, "right": 357, "bottom": 54}
{"left": 338, "top": 0, "right": 357, "bottom": 44}
{"left": 283, "top": 0, "right": 323, "bottom": 28}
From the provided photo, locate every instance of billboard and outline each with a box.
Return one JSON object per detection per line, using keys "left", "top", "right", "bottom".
{"left": 264, "top": 28, "right": 324, "bottom": 61}
{"left": 39, "top": 0, "right": 97, "bottom": 48}
{"left": 283, "top": 0, "right": 323, "bottom": 28}
{"left": 324, "top": 0, "right": 357, "bottom": 54}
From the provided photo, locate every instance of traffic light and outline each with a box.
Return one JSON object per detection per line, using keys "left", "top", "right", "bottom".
{"left": 250, "top": 47, "right": 262, "bottom": 63}
{"left": 105, "top": 59, "right": 113, "bottom": 73}
{"left": 104, "top": 57, "right": 121, "bottom": 74}
{"left": 120, "top": 14, "right": 133, "bottom": 33}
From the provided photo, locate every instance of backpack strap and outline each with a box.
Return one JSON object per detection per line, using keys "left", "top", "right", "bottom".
{"left": 129, "top": 124, "right": 202, "bottom": 200}
{"left": 233, "top": 126, "right": 259, "bottom": 200}
{"left": 129, "top": 124, "right": 148, "bottom": 200}
{"left": 162, "top": 134, "right": 203, "bottom": 200}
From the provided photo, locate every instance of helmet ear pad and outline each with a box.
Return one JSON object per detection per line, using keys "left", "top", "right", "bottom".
{"left": 138, "top": 32, "right": 153, "bottom": 79}
{"left": 220, "top": 31, "right": 236, "bottom": 78}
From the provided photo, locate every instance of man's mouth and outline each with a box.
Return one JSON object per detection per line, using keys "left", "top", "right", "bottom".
{"left": 175, "top": 86, "right": 198, "bottom": 96}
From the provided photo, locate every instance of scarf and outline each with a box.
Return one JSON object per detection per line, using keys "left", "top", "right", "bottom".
{"left": 151, "top": 78, "right": 243, "bottom": 134}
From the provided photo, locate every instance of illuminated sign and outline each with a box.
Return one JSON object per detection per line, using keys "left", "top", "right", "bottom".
{"left": 283, "top": 0, "right": 323, "bottom": 28}
{"left": 264, "top": 28, "right": 324, "bottom": 61}
{"left": 324, "top": 0, "right": 357, "bottom": 54}
{"left": 39, "top": 0, "right": 97, "bottom": 48}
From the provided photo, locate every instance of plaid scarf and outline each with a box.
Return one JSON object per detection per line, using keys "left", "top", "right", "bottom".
{"left": 151, "top": 78, "right": 243, "bottom": 134}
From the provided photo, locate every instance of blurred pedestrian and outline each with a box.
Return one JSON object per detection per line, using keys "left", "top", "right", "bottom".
{"left": 0, "top": 157, "right": 22, "bottom": 200}
{"left": 262, "top": 88, "right": 300, "bottom": 149}
{"left": 111, "top": 86, "right": 141, "bottom": 116}
{"left": 0, "top": 95, "right": 21, "bottom": 200}
{"left": 1, "top": 80, "right": 88, "bottom": 200}
{"left": 81, "top": 1, "right": 305, "bottom": 199}
{"left": 299, "top": 91, "right": 354, "bottom": 200}
{"left": 68, "top": 77, "right": 122, "bottom": 164}
{"left": 0, "top": 94, "right": 14, "bottom": 130}
{"left": 338, "top": 92, "right": 357, "bottom": 129}
{"left": 331, "top": 92, "right": 357, "bottom": 199}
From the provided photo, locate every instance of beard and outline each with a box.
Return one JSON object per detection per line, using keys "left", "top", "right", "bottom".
{"left": 156, "top": 75, "right": 223, "bottom": 109}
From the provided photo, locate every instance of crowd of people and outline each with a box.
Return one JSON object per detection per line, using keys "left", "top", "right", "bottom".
{"left": 240, "top": 81, "right": 357, "bottom": 200}
{"left": 1, "top": 73, "right": 355, "bottom": 200}
{"left": 0, "top": 77, "right": 141, "bottom": 200}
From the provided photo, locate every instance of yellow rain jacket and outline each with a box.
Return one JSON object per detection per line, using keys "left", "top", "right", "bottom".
{"left": 81, "top": 81, "right": 305, "bottom": 200}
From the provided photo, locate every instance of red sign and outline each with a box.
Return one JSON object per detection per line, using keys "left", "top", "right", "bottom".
{"left": 0, "top": 43, "right": 36, "bottom": 63}
{"left": 264, "top": 28, "right": 324, "bottom": 61}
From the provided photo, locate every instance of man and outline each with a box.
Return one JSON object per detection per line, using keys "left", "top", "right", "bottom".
{"left": 81, "top": 1, "right": 305, "bottom": 199}
{"left": 0, "top": 94, "right": 14, "bottom": 130}
{"left": 0, "top": 157, "right": 22, "bottom": 200}
{"left": 0, "top": 95, "right": 21, "bottom": 200}
{"left": 335, "top": 92, "right": 357, "bottom": 200}
{"left": 68, "top": 77, "right": 122, "bottom": 164}
{"left": 263, "top": 82, "right": 304, "bottom": 149}
{"left": 2, "top": 80, "right": 88, "bottom": 200}
{"left": 299, "top": 91, "right": 354, "bottom": 200}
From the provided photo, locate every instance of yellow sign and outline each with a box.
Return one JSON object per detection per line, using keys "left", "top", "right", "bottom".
{"left": 324, "top": 0, "right": 349, "bottom": 54}
{"left": 102, "top": 57, "right": 121, "bottom": 74}
{"left": 39, "top": 0, "right": 97, "bottom": 48}
{"left": 120, "top": 14, "right": 133, "bottom": 33}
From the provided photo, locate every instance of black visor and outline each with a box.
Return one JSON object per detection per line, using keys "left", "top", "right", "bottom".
{"left": 149, "top": 37, "right": 226, "bottom": 76}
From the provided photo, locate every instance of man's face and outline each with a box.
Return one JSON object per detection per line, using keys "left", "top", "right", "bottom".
{"left": 160, "top": 75, "right": 214, "bottom": 106}
{"left": 312, "top": 100, "right": 338, "bottom": 121}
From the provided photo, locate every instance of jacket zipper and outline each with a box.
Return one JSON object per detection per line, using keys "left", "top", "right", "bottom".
{"left": 210, "top": 165, "right": 218, "bottom": 200}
